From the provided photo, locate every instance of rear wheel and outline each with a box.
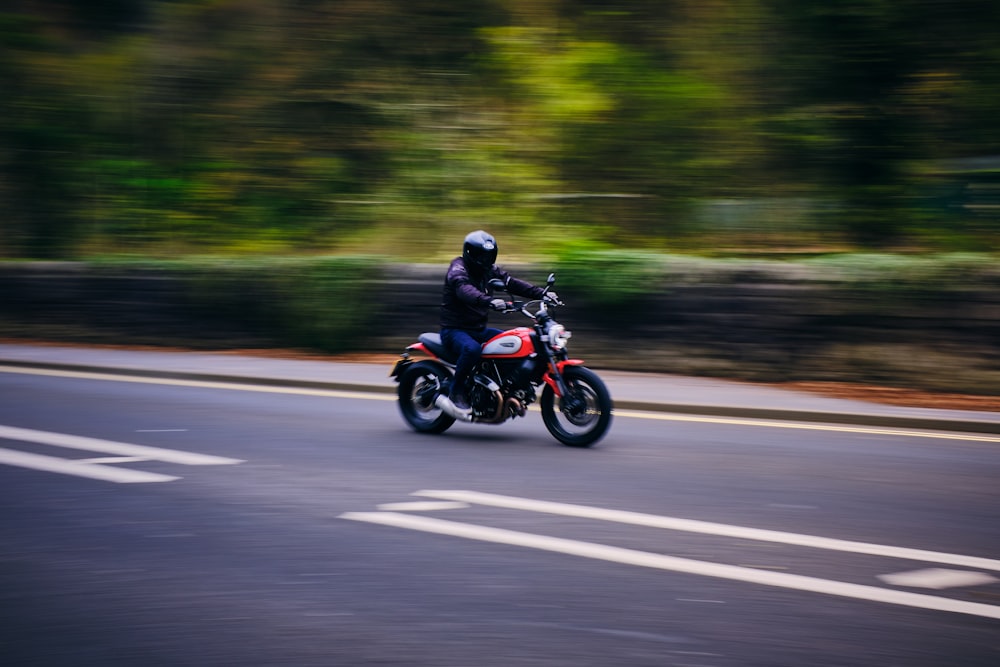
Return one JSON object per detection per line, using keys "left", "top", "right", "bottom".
{"left": 397, "top": 361, "right": 456, "bottom": 434}
{"left": 540, "top": 366, "right": 612, "bottom": 447}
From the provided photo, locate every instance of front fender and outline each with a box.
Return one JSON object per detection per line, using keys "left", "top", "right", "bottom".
{"left": 542, "top": 359, "right": 585, "bottom": 397}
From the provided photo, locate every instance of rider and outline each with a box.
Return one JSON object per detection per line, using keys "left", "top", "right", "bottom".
{"left": 438, "top": 230, "right": 556, "bottom": 420}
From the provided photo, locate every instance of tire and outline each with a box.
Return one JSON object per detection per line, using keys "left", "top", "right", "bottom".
{"left": 397, "top": 361, "right": 456, "bottom": 434}
{"left": 540, "top": 366, "right": 612, "bottom": 447}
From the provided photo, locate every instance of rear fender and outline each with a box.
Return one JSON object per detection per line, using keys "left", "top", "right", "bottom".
{"left": 541, "top": 359, "right": 585, "bottom": 397}
{"left": 406, "top": 342, "right": 435, "bottom": 357}
{"left": 390, "top": 344, "right": 446, "bottom": 381}
{"left": 394, "top": 358, "right": 453, "bottom": 388}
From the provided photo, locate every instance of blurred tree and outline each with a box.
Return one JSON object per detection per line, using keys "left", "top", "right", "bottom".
{"left": 760, "top": 0, "right": 1000, "bottom": 246}
{"left": 1, "top": 0, "right": 998, "bottom": 257}
{"left": 0, "top": 12, "right": 87, "bottom": 258}
{"left": 480, "top": 2, "right": 750, "bottom": 244}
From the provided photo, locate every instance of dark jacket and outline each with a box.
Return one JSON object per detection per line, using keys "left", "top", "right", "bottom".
{"left": 440, "top": 257, "right": 546, "bottom": 330}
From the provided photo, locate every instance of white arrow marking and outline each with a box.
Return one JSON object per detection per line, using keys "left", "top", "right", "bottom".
{"left": 341, "top": 511, "right": 1000, "bottom": 621}
{"left": 0, "top": 425, "right": 243, "bottom": 466}
{"left": 0, "top": 448, "right": 178, "bottom": 483}
{"left": 878, "top": 568, "right": 999, "bottom": 590}
{"left": 414, "top": 490, "right": 1000, "bottom": 573}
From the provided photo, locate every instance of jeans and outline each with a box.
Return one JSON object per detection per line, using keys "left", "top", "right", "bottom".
{"left": 441, "top": 326, "right": 502, "bottom": 397}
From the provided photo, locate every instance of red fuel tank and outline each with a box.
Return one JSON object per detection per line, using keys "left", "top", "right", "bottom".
{"left": 481, "top": 327, "right": 535, "bottom": 359}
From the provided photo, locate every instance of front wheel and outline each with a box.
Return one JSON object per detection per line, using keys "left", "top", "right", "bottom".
{"left": 397, "top": 361, "right": 456, "bottom": 434}
{"left": 540, "top": 366, "right": 612, "bottom": 447}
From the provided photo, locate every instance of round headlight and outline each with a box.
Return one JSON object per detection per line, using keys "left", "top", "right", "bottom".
{"left": 547, "top": 323, "right": 571, "bottom": 350}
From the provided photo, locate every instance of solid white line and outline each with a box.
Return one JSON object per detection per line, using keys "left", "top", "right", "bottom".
{"left": 0, "top": 447, "right": 178, "bottom": 483}
{"left": 614, "top": 409, "right": 1000, "bottom": 442}
{"left": 3, "top": 364, "right": 997, "bottom": 441}
{"left": 414, "top": 490, "right": 1000, "bottom": 573}
{"left": 0, "top": 424, "right": 244, "bottom": 466}
{"left": 0, "top": 365, "right": 396, "bottom": 402}
{"left": 340, "top": 511, "right": 1000, "bottom": 620}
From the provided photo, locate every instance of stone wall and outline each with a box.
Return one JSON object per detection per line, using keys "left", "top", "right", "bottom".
{"left": 2, "top": 262, "right": 998, "bottom": 393}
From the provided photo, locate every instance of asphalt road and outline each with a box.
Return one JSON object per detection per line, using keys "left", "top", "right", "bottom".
{"left": 1, "top": 367, "right": 998, "bottom": 666}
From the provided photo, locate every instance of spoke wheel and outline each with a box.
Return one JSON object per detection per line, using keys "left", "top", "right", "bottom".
{"left": 540, "top": 366, "right": 612, "bottom": 447}
{"left": 397, "top": 362, "right": 456, "bottom": 434}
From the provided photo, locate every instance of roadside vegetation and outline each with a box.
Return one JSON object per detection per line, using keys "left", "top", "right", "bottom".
{"left": 2, "top": 1, "right": 998, "bottom": 261}
{"left": 1, "top": 2, "right": 998, "bottom": 394}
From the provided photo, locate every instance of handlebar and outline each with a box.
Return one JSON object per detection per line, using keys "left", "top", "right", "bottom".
{"left": 498, "top": 296, "right": 564, "bottom": 317}
{"left": 489, "top": 274, "right": 563, "bottom": 312}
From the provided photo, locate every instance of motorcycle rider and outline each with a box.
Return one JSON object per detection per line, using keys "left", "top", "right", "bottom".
{"left": 437, "top": 230, "right": 556, "bottom": 420}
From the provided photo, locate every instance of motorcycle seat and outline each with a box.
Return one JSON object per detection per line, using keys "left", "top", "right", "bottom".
{"left": 418, "top": 333, "right": 455, "bottom": 363}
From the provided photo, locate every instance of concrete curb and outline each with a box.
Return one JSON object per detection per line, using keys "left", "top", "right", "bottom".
{"left": 3, "top": 359, "right": 999, "bottom": 436}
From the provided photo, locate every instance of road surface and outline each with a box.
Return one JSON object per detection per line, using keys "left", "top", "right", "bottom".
{"left": 1, "top": 366, "right": 998, "bottom": 666}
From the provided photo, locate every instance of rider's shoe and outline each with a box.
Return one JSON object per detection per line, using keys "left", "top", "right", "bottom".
{"left": 435, "top": 394, "right": 472, "bottom": 421}
{"left": 451, "top": 391, "right": 471, "bottom": 412}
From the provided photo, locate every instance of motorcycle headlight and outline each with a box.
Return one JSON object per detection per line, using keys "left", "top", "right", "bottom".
{"left": 546, "top": 323, "right": 571, "bottom": 350}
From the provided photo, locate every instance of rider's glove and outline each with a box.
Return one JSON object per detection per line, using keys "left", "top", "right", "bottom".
{"left": 490, "top": 298, "right": 508, "bottom": 311}
{"left": 544, "top": 291, "right": 560, "bottom": 304}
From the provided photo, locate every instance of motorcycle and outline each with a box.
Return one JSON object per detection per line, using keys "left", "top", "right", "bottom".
{"left": 390, "top": 274, "right": 612, "bottom": 447}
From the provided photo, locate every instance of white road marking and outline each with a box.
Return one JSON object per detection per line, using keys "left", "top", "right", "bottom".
{"left": 0, "top": 424, "right": 243, "bottom": 483}
{"left": 414, "top": 490, "right": 1000, "bottom": 573}
{"left": 613, "top": 408, "right": 1000, "bottom": 442}
{"left": 0, "top": 424, "right": 244, "bottom": 466}
{"left": 2, "top": 364, "right": 996, "bottom": 441}
{"left": 340, "top": 511, "right": 1000, "bottom": 621}
{"left": 878, "top": 568, "right": 999, "bottom": 590}
{"left": 0, "top": 448, "right": 178, "bottom": 483}
{"left": 0, "top": 365, "right": 395, "bottom": 401}
{"left": 377, "top": 501, "right": 470, "bottom": 512}
{"left": 77, "top": 456, "right": 151, "bottom": 464}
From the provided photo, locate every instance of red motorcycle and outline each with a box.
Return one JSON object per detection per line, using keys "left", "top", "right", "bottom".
{"left": 390, "top": 274, "right": 612, "bottom": 447}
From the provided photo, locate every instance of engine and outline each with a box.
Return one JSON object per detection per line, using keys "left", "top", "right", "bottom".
{"left": 468, "top": 361, "right": 537, "bottom": 423}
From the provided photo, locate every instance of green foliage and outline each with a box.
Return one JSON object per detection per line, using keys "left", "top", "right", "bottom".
{"left": 1, "top": 1, "right": 999, "bottom": 259}
{"left": 800, "top": 252, "right": 1000, "bottom": 293}
{"left": 552, "top": 245, "right": 672, "bottom": 314}
{"left": 267, "top": 256, "right": 383, "bottom": 350}
{"left": 551, "top": 247, "right": 1000, "bottom": 314}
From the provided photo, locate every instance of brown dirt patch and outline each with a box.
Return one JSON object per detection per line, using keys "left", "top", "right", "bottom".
{"left": 770, "top": 381, "right": 1000, "bottom": 412}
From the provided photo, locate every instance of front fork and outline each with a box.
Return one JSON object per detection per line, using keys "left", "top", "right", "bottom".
{"left": 542, "top": 357, "right": 585, "bottom": 399}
